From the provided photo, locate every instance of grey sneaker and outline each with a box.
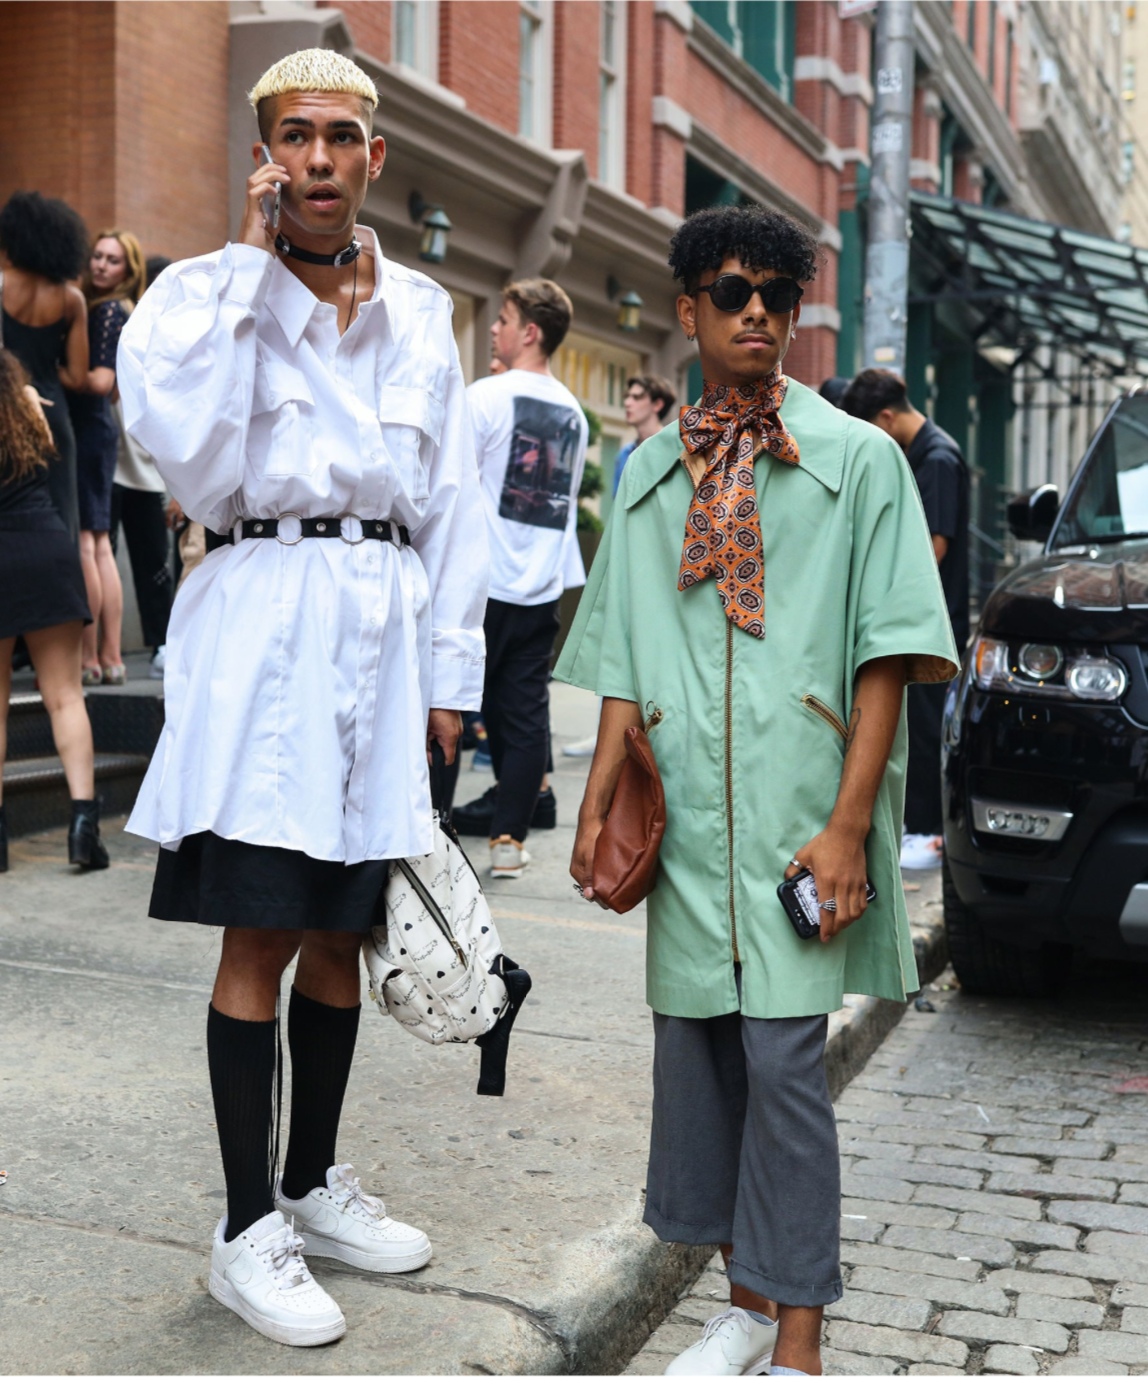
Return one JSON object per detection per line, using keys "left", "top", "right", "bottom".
{"left": 490, "top": 835, "right": 530, "bottom": 879}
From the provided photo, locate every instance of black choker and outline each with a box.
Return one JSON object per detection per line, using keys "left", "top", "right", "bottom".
{"left": 274, "top": 233, "right": 361, "bottom": 268}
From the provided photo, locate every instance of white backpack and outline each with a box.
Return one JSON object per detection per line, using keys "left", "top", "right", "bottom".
{"left": 362, "top": 781, "right": 531, "bottom": 1096}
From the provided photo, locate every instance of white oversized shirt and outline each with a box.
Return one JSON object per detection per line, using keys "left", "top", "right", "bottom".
{"left": 118, "top": 231, "right": 488, "bottom": 864}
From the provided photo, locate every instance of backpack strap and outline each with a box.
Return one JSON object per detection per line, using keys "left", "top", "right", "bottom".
{"left": 475, "top": 956, "right": 532, "bottom": 1097}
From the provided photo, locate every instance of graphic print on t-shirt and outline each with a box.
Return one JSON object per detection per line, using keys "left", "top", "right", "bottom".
{"left": 498, "top": 395, "right": 583, "bottom": 531}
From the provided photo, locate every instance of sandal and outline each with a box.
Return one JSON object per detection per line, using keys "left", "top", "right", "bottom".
{"left": 101, "top": 664, "right": 127, "bottom": 686}
{"left": 81, "top": 667, "right": 103, "bottom": 687}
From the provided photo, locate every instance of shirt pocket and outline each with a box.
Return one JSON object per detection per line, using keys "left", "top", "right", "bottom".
{"left": 376, "top": 384, "right": 444, "bottom": 502}
{"left": 250, "top": 358, "right": 316, "bottom": 478}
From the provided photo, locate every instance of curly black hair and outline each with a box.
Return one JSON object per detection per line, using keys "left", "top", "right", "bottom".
{"left": 0, "top": 191, "right": 89, "bottom": 283}
{"left": 668, "top": 204, "right": 821, "bottom": 292}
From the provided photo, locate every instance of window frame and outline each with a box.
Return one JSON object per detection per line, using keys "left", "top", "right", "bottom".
{"left": 394, "top": 0, "right": 439, "bottom": 83}
{"left": 519, "top": 0, "right": 554, "bottom": 147}
{"left": 597, "top": 0, "right": 627, "bottom": 189}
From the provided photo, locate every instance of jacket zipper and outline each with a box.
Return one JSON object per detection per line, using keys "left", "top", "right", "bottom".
{"left": 395, "top": 857, "right": 467, "bottom": 965}
{"left": 801, "top": 694, "right": 849, "bottom": 742}
{"left": 725, "top": 617, "right": 738, "bottom": 962}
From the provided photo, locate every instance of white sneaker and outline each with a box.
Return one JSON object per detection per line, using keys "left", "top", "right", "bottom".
{"left": 275, "top": 1164, "right": 432, "bottom": 1274}
{"left": 900, "top": 832, "right": 943, "bottom": 870}
{"left": 149, "top": 646, "right": 165, "bottom": 679}
{"left": 664, "top": 1306, "right": 778, "bottom": 1375}
{"left": 562, "top": 733, "right": 598, "bottom": 757}
{"left": 208, "top": 1209, "right": 346, "bottom": 1347}
{"left": 490, "top": 835, "right": 530, "bottom": 879}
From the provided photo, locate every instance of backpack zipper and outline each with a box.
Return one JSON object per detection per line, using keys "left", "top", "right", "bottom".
{"left": 801, "top": 694, "right": 849, "bottom": 741}
{"left": 395, "top": 857, "right": 467, "bottom": 965}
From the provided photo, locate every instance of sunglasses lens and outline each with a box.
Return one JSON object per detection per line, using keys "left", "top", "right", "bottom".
{"left": 762, "top": 279, "right": 803, "bottom": 313}
{"left": 708, "top": 276, "right": 754, "bottom": 312}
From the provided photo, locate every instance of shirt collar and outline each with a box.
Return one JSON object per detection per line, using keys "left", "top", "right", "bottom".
{"left": 623, "top": 378, "right": 846, "bottom": 509}
{"left": 264, "top": 224, "right": 388, "bottom": 348}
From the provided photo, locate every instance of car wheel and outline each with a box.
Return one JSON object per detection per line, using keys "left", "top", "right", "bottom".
{"left": 942, "top": 860, "right": 1071, "bottom": 997}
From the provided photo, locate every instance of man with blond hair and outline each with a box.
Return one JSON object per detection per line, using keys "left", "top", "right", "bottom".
{"left": 118, "top": 48, "right": 487, "bottom": 1345}
{"left": 457, "top": 279, "right": 588, "bottom": 877}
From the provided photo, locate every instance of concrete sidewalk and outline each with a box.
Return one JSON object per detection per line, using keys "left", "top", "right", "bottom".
{"left": 0, "top": 683, "right": 944, "bottom": 1375}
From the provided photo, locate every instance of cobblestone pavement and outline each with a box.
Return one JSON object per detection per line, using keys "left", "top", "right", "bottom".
{"left": 625, "top": 957, "right": 1148, "bottom": 1377}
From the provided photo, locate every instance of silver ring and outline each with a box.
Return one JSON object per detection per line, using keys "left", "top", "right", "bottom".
{"left": 337, "top": 514, "right": 365, "bottom": 545}
{"left": 790, "top": 857, "right": 802, "bottom": 870}
{"left": 821, "top": 897, "right": 837, "bottom": 912}
{"left": 274, "top": 511, "right": 304, "bottom": 545}
{"left": 573, "top": 882, "right": 585, "bottom": 896}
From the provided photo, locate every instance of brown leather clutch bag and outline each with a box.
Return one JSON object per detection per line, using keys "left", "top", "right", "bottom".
{"left": 591, "top": 709, "right": 666, "bottom": 914}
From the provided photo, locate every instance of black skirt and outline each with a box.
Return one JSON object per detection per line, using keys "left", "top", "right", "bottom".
{"left": 0, "top": 510, "right": 92, "bottom": 640}
{"left": 149, "top": 831, "right": 390, "bottom": 932}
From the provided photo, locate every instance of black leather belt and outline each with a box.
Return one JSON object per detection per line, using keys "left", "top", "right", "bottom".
{"left": 205, "top": 515, "right": 411, "bottom": 553}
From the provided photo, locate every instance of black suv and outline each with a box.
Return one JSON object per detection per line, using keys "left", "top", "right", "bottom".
{"left": 942, "top": 389, "right": 1148, "bottom": 995}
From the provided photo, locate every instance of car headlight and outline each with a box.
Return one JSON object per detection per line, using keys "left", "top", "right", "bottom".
{"left": 972, "top": 636, "right": 1127, "bottom": 703}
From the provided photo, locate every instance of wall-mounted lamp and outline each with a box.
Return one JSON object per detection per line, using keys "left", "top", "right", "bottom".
{"left": 409, "top": 191, "right": 453, "bottom": 265}
{"left": 607, "top": 275, "right": 643, "bottom": 333}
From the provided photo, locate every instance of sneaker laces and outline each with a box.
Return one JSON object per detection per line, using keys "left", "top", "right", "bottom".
{"left": 255, "top": 1222, "right": 310, "bottom": 1290}
{"left": 330, "top": 1164, "right": 387, "bottom": 1223}
{"left": 700, "top": 1307, "right": 753, "bottom": 1348}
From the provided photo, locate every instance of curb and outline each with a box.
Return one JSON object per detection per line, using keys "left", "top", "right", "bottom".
{"left": 544, "top": 903, "right": 949, "bottom": 1375}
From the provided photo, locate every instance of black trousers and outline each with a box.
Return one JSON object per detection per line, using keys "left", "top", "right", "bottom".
{"left": 904, "top": 680, "right": 947, "bottom": 836}
{"left": 110, "top": 484, "right": 173, "bottom": 650}
{"left": 482, "top": 597, "right": 560, "bottom": 842}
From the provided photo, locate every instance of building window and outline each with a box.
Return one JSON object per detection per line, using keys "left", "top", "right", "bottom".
{"left": 519, "top": 1, "right": 551, "bottom": 143}
{"left": 987, "top": 0, "right": 997, "bottom": 87}
{"left": 1005, "top": 21, "right": 1014, "bottom": 116}
{"left": 966, "top": 0, "right": 976, "bottom": 47}
{"left": 1123, "top": 139, "right": 1135, "bottom": 184}
{"left": 394, "top": 0, "right": 438, "bottom": 81}
{"left": 598, "top": 1, "right": 626, "bottom": 188}
{"left": 689, "top": 1, "right": 795, "bottom": 101}
{"left": 1124, "top": 57, "right": 1137, "bottom": 101}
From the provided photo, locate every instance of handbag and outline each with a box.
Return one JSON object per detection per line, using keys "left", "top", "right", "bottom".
{"left": 361, "top": 745, "right": 531, "bottom": 1097}
{"left": 590, "top": 706, "right": 666, "bottom": 914}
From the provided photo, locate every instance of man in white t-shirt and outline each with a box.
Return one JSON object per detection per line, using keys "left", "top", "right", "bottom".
{"left": 465, "top": 279, "right": 588, "bottom": 878}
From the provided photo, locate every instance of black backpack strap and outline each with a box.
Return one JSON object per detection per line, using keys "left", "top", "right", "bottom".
{"left": 475, "top": 957, "right": 532, "bottom": 1097}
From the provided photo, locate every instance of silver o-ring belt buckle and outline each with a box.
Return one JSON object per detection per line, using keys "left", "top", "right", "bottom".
{"left": 337, "top": 514, "right": 365, "bottom": 546}
{"left": 274, "top": 511, "right": 304, "bottom": 546}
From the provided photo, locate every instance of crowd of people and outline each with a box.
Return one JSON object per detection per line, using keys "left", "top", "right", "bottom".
{"left": 0, "top": 43, "right": 974, "bottom": 1378}
{"left": 0, "top": 191, "right": 181, "bottom": 872}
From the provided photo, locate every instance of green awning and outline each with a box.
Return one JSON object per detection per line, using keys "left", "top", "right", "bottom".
{"left": 909, "top": 192, "right": 1148, "bottom": 376}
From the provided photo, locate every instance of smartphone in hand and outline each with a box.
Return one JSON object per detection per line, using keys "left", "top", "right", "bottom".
{"left": 259, "top": 144, "right": 281, "bottom": 232}
{"left": 777, "top": 867, "right": 877, "bottom": 940}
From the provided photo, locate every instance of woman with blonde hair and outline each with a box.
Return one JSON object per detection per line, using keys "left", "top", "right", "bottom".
{"left": 0, "top": 348, "right": 107, "bottom": 871}
{"left": 67, "top": 228, "right": 145, "bottom": 685}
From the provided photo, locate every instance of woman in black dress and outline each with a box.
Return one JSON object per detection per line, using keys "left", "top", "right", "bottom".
{"left": 0, "top": 192, "right": 90, "bottom": 541}
{"left": 0, "top": 349, "right": 108, "bottom": 872}
{"left": 68, "top": 229, "right": 145, "bottom": 686}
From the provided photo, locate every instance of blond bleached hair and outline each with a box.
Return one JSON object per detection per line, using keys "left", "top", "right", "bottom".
{"left": 248, "top": 48, "right": 378, "bottom": 113}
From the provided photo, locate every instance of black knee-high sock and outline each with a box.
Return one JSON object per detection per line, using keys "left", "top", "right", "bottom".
{"left": 206, "top": 1003, "right": 279, "bottom": 1242}
{"left": 280, "top": 987, "right": 361, "bottom": 1201}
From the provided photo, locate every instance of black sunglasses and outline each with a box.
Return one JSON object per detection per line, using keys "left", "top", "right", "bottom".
{"left": 694, "top": 274, "right": 805, "bottom": 315}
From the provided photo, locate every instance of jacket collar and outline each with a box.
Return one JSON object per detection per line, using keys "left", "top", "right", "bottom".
{"left": 264, "top": 224, "right": 387, "bottom": 348}
{"left": 623, "top": 377, "right": 847, "bottom": 508}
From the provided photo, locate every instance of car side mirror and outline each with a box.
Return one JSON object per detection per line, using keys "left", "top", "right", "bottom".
{"left": 1008, "top": 484, "right": 1059, "bottom": 542}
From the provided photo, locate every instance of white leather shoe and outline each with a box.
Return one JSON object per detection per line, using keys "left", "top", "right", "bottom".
{"left": 208, "top": 1210, "right": 346, "bottom": 1347}
{"left": 276, "top": 1164, "right": 432, "bottom": 1274}
{"left": 664, "top": 1307, "right": 778, "bottom": 1376}
{"left": 900, "top": 832, "right": 943, "bottom": 870}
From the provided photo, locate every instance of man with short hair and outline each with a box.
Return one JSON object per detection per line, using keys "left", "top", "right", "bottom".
{"left": 118, "top": 48, "right": 486, "bottom": 1345}
{"left": 461, "top": 279, "right": 589, "bottom": 879}
{"left": 558, "top": 204, "right": 957, "bottom": 1377}
{"left": 841, "top": 368, "right": 970, "bottom": 871}
{"left": 614, "top": 374, "right": 677, "bottom": 493}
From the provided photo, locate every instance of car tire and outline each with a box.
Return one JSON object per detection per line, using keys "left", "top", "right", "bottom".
{"left": 942, "top": 860, "right": 1071, "bottom": 997}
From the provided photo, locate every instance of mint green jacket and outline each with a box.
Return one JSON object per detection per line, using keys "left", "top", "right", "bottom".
{"left": 554, "top": 379, "right": 959, "bottom": 1019}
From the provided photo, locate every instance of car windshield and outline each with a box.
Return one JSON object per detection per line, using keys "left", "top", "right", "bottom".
{"left": 1056, "top": 395, "right": 1148, "bottom": 545}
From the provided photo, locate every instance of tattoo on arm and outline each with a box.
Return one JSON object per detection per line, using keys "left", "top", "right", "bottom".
{"left": 845, "top": 706, "right": 861, "bottom": 753}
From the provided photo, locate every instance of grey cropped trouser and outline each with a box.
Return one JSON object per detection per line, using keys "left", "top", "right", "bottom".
{"left": 643, "top": 997, "right": 843, "bottom": 1308}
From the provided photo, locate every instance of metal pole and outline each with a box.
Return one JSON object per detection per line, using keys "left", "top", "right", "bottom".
{"left": 863, "top": 0, "right": 915, "bottom": 375}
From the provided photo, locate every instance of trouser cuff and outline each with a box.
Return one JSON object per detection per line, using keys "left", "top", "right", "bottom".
{"left": 727, "top": 1256, "right": 843, "bottom": 1308}
{"left": 643, "top": 1199, "right": 734, "bottom": 1248}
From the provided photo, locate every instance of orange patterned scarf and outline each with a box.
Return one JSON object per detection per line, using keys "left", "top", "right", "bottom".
{"left": 677, "top": 372, "right": 800, "bottom": 639}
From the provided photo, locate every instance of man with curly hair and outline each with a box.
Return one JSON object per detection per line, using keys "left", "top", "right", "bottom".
{"left": 558, "top": 205, "right": 958, "bottom": 1377}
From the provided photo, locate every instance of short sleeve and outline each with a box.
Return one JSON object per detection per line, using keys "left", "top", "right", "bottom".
{"left": 914, "top": 453, "right": 960, "bottom": 540}
{"left": 850, "top": 432, "right": 960, "bottom": 686}
{"left": 552, "top": 485, "right": 638, "bottom": 702}
{"left": 93, "top": 300, "right": 128, "bottom": 371}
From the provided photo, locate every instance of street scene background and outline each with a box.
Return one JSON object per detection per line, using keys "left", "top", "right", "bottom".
{"left": 3, "top": 0, "right": 1148, "bottom": 1374}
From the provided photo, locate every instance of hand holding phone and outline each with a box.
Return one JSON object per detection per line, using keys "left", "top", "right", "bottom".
{"left": 777, "top": 867, "right": 877, "bottom": 940}
{"left": 258, "top": 144, "right": 282, "bottom": 232}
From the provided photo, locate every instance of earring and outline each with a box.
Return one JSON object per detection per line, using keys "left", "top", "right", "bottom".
{"left": 686, "top": 332, "right": 695, "bottom": 342}
{"left": 791, "top": 327, "right": 798, "bottom": 339}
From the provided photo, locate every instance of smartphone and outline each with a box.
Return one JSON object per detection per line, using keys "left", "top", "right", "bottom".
{"left": 777, "top": 867, "right": 877, "bottom": 940}
{"left": 259, "top": 144, "right": 281, "bottom": 232}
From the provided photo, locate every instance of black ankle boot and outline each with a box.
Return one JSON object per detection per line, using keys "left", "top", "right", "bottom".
{"left": 68, "top": 799, "right": 109, "bottom": 870}
{"left": 0, "top": 805, "right": 8, "bottom": 873}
